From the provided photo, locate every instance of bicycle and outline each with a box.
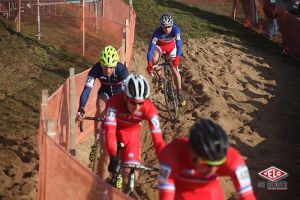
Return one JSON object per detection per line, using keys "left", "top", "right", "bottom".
{"left": 79, "top": 116, "right": 104, "bottom": 173}
{"left": 108, "top": 143, "right": 159, "bottom": 199}
{"left": 152, "top": 54, "right": 179, "bottom": 121}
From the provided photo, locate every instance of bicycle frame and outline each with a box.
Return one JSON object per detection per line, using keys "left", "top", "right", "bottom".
{"left": 78, "top": 116, "right": 104, "bottom": 173}
{"left": 79, "top": 116, "right": 103, "bottom": 133}
{"left": 120, "top": 163, "right": 159, "bottom": 196}
{"left": 152, "top": 55, "right": 179, "bottom": 120}
{"left": 109, "top": 144, "right": 158, "bottom": 198}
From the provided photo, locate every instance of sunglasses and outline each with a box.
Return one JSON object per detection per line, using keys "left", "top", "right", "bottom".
{"left": 104, "top": 66, "right": 115, "bottom": 69}
{"left": 162, "top": 26, "right": 172, "bottom": 29}
{"left": 192, "top": 156, "right": 226, "bottom": 166}
{"left": 128, "top": 99, "right": 144, "bottom": 106}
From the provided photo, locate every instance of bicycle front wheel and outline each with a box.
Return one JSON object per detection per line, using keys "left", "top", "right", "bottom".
{"left": 164, "top": 79, "right": 178, "bottom": 121}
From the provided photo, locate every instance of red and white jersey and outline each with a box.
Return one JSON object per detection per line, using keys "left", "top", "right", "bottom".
{"left": 159, "top": 138, "right": 256, "bottom": 200}
{"left": 103, "top": 92, "right": 165, "bottom": 158}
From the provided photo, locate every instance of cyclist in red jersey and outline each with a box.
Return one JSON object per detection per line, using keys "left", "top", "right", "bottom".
{"left": 103, "top": 74, "right": 165, "bottom": 184}
{"left": 159, "top": 118, "right": 256, "bottom": 200}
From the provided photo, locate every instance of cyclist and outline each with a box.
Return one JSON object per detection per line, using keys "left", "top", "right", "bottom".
{"left": 103, "top": 74, "right": 165, "bottom": 188}
{"left": 158, "top": 118, "right": 256, "bottom": 200}
{"left": 76, "top": 45, "right": 129, "bottom": 179}
{"left": 145, "top": 13, "right": 186, "bottom": 106}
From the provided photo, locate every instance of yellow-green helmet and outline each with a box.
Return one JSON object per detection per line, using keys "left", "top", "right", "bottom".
{"left": 99, "top": 45, "right": 119, "bottom": 68}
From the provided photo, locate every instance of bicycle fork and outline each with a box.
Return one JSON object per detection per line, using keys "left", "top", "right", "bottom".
{"left": 127, "top": 168, "right": 135, "bottom": 194}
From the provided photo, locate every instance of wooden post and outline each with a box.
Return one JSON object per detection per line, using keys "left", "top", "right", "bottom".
{"left": 41, "top": 89, "right": 48, "bottom": 120}
{"left": 16, "top": 0, "right": 21, "bottom": 32}
{"left": 8, "top": 2, "right": 10, "bottom": 17}
{"left": 121, "top": 22, "right": 126, "bottom": 65}
{"left": 81, "top": 0, "right": 85, "bottom": 56}
{"left": 37, "top": 0, "right": 41, "bottom": 40}
{"left": 46, "top": 120, "right": 56, "bottom": 137}
{"left": 232, "top": 0, "right": 239, "bottom": 20}
{"left": 129, "top": 0, "right": 132, "bottom": 22}
{"left": 69, "top": 68, "right": 76, "bottom": 157}
{"left": 124, "top": 19, "right": 129, "bottom": 65}
{"left": 94, "top": 0, "right": 99, "bottom": 32}
{"left": 102, "top": 0, "right": 105, "bottom": 17}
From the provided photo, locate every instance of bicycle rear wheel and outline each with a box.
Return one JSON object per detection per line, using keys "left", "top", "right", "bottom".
{"left": 163, "top": 66, "right": 178, "bottom": 120}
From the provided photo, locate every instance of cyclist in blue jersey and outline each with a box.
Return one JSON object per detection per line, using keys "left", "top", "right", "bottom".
{"left": 145, "top": 13, "right": 186, "bottom": 106}
{"left": 76, "top": 45, "right": 129, "bottom": 179}
{"left": 77, "top": 45, "right": 129, "bottom": 121}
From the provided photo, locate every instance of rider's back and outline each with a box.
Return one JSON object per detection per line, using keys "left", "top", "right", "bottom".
{"left": 159, "top": 138, "right": 255, "bottom": 200}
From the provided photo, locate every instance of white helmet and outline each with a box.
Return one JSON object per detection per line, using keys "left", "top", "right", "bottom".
{"left": 160, "top": 13, "right": 174, "bottom": 27}
{"left": 124, "top": 74, "right": 150, "bottom": 100}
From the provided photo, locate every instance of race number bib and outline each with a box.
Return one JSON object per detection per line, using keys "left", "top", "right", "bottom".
{"left": 106, "top": 108, "right": 116, "bottom": 120}
{"left": 235, "top": 165, "right": 251, "bottom": 188}
{"left": 152, "top": 37, "right": 158, "bottom": 44}
{"left": 85, "top": 76, "right": 95, "bottom": 88}
{"left": 150, "top": 115, "right": 160, "bottom": 129}
{"left": 159, "top": 164, "right": 171, "bottom": 183}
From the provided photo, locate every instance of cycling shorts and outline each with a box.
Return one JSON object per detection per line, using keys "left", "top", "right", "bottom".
{"left": 117, "top": 127, "right": 141, "bottom": 165}
{"left": 155, "top": 44, "right": 177, "bottom": 60}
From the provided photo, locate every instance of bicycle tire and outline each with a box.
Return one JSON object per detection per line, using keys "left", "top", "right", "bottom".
{"left": 91, "top": 142, "right": 101, "bottom": 173}
{"left": 163, "top": 65, "right": 178, "bottom": 120}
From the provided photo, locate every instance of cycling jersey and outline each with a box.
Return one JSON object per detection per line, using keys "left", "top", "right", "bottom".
{"left": 103, "top": 92, "right": 165, "bottom": 164}
{"left": 159, "top": 138, "right": 256, "bottom": 200}
{"left": 79, "top": 62, "right": 129, "bottom": 108}
{"left": 147, "top": 24, "right": 182, "bottom": 61}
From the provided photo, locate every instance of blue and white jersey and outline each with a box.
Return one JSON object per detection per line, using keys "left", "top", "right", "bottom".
{"left": 79, "top": 62, "right": 129, "bottom": 108}
{"left": 147, "top": 24, "right": 182, "bottom": 61}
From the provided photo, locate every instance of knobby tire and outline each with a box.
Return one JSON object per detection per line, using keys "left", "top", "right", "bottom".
{"left": 163, "top": 65, "right": 178, "bottom": 120}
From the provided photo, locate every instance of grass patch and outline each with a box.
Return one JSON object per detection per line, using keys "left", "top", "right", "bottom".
{"left": 0, "top": 20, "right": 90, "bottom": 133}
{"left": 133, "top": 0, "right": 283, "bottom": 56}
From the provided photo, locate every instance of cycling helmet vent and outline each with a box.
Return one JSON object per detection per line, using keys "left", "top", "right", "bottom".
{"left": 124, "top": 74, "right": 150, "bottom": 100}
{"left": 160, "top": 13, "right": 174, "bottom": 27}
{"left": 100, "top": 45, "right": 119, "bottom": 68}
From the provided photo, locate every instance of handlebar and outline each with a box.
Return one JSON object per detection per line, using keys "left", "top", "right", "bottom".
{"left": 79, "top": 116, "right": 104, "bottom": 132}
{"left": 120, "top": 163, "right": 159, "bottom": 172}
{"left": 84, "top": 116, "right": 103, "bottom": 121}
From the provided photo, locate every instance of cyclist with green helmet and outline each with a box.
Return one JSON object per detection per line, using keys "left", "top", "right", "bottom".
{"left": 77, "top": 45, "right": 129, "bottom": 179}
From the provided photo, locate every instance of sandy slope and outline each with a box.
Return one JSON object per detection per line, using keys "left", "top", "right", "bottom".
{"left": 126, "top": 36, "right": 300, "bottom": 199}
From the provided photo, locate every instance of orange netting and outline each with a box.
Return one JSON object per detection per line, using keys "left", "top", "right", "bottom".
{"left": 0, "top": 0, "right": 135, "bottom": 64}
{"left": 38, "top": 109, "right": 130, "bottom": 200}
{"left": 9, "top": 0, "right": 137, "bottom": 199}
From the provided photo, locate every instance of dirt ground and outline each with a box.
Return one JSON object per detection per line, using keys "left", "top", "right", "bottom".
{"left": 77, "top": 36, "right": 300, "bottom": 199}
{"left": 125, "top": 37, "right": 300, "bottom": 200}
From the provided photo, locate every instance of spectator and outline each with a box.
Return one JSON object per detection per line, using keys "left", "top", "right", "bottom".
{"left": 263, "top": 0, "right": 279, "bottom": 39}
{"left": 289, "top": 0, "right": 300, "bottom": 16}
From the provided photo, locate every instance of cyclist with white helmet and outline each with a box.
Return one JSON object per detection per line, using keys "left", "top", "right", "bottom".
{"left": 146, "top": 13, "right": 186, "bottom": 106}
{"left": 159, "top": 118, "right": 256, "bottom": 200}
{"left": 103, "top": 74, "right": 165, "bottom": 185}
{"left": 77, "top": 45, "right": 129, "bottom": 179}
